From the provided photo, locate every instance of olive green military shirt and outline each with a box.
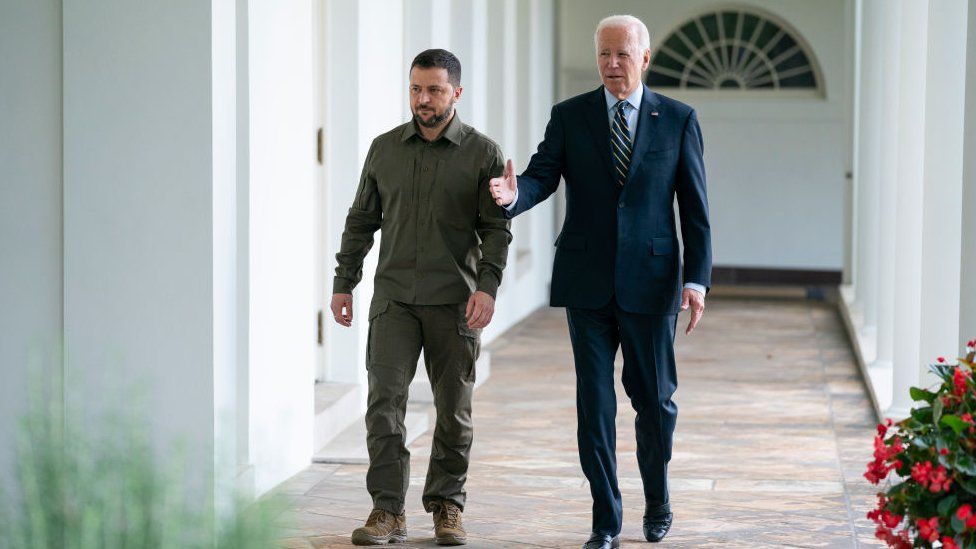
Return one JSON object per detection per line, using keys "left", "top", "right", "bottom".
{"left": 333, "top": 114, "right": 512, "bottom": 305}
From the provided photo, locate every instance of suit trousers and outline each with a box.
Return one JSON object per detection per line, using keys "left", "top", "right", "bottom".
{"left": 364, "top": 299, "right": 480, "bottom": 515}
{"left": 566, "top": 297, "right": 678, "bottom": 536}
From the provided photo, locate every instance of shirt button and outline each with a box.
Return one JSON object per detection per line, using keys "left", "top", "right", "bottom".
{"left": 619, "top": 202, "right": 625, "bottom": 208}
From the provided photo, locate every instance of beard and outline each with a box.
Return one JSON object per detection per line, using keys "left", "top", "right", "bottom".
{"left": 413, "top": 102, "right": 455, "bottom": 128}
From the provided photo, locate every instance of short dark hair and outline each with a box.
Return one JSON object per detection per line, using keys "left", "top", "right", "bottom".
{"left": 410, "top": 49, "right": 461, "bottom": 87}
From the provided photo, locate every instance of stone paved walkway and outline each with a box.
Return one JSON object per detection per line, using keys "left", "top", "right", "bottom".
{"left": 276, "top": 296, "right": 885, "bottom": 547}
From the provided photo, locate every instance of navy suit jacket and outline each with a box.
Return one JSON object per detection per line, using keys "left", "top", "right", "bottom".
{"left": 506, "top": 85, "right": 712, "bottom": 315}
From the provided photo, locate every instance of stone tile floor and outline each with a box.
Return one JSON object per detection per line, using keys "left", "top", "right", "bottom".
{"left": 275, "top": 297, "right": 885, "bottom": 548}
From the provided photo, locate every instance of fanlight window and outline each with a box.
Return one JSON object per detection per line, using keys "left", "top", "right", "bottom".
{"left": 646, "top": 9, "right": 822, "bottom": 93}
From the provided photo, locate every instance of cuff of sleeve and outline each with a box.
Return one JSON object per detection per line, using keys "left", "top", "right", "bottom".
{"left": 333, "top": 277, "right": 356, "bottom": 294}
{"left": 503, "top": 186, "right": 519, "bottom": 212}
{"left": 683, "top": 282, "right": 706, "bottom": 296}
{"left": 476, "top": 273, "right": 501, "bottom": 299}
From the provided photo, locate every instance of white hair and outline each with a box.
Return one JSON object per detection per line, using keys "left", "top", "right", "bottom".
{"left": 594, "top": 14, "right": 651, "bottom": 53}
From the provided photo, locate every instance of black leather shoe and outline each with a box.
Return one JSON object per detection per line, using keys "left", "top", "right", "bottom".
{"left": 643, "top": 511, "right": 673, "bottom": 542}
{"left": 582, "top": 533, "right": 620, "bottom": 549}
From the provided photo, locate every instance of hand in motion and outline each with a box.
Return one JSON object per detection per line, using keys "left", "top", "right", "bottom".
{"left": 331, "top": 293, "right": 353, "bottom": 327}
{"left": 680, "top": 288, "right": 705, "bottom": 335}
{"left": 465, "top": 291, "right": 495, "bottom": 329}
{"left": 489, "top": 159, "right": 518, "bottom": 207}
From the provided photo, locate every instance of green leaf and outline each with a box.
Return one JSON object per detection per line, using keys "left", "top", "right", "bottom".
{"left": 952, "top": 513, "right": 966, "bottom": 535}
{"left": 911, "top": 386, "right": 938, "bottom": 403}
{"left": 930, "top": 363, "right": 955, "bottom": 380}
{"left": 957, "top": 474, "right": 976, "bottom": 495}
{"left": 912, "top": 437, "right": 931, "bottom": 450}
{"left": 903, "top": 418, "right": 925, "bottom": 431}
{"left": 955, "top": 454, "right": 976, "bottom": 476}
{"left": 942, "top": 414, "right": 968, "bottom": 435}
{"left": 934, "top": 396, "right": 944, "bottom": 424}
{"left": 912, "top": 406, "right": 934, "bottom": 423}
{"left": 938, "top": 493, "right": 958, "bottom": 516}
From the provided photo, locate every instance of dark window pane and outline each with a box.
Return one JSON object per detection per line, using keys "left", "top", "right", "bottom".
{"left": 700, "top": 14, "right": 719, "bottom": 42}
{"left": 681, "top": 22, "right": 704, "bottom": 47}
{"left": 779, "top": 73, "right": 816, "bottom": 88}
{"left": 757, "top": 23, "right": 780, "bottom": 48}
{"left": 776, "top": 50, "right": 808, "bottom": 72}
{"left": 654, "top": 51, "right": 685, "bottom": 73}
{"left": 722, "top": 12, "right": 739, "bottom": 39}
{"left": 646, "top": 73, "right": 681, "bottom": 87}
{"left": 741, "top": 14, "right": 760, "bottom": 41}
{"left": 664, "top": 34, "right": 692, "bottom": 60}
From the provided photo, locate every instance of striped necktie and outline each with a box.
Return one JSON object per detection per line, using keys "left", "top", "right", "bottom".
{"left": 610, "top": 100, "right": 632, "bottom": 187}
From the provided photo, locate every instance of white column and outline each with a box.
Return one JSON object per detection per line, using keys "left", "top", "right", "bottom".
{"left": 918, "top": 0, "right": 967, "bottom": 380}
{"left": 0, "top": 0, "right": 63, "bottom": 485}
{"left": 853, "top": 0, "right": 884, "bottom": 349}
{"left": 871, "top": 0, "right": 901, "bottom": 408}
{"left": 323, "top": 0, "right": 405, "bottom": 385}
{"left": 323, "top": 0, "right": 361, "bottom": 384}
{"left": 62, "top": 0, "right": 228, "bottom": 496}
{"left": 450, "top": 0, "right": 488, "bottom": 130}
{"left": 959, "top": 2, "right": 976, "bottom": 350}
{"left": 886, "top": 0, "right": 928, "bottom": 419}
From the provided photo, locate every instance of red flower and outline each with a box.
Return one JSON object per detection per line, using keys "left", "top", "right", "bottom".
{"left": 938, "top": 356, "right": 947, "bottom": 363}
{"left": 953, "top": 366, "right": 970, "bottom": 397}
{"left": 873, "top": 524, "right": 912, "bottom": 549}
{"left": 958, "top": 504, "right": 973, "bottom": 521}
{"left": 963, "top": 413, "right": 973, "bottom": 424}
{"left": 942, "top": 536, "right": 960, "bottom": 549}
{"left": 929, "top": 465, "right": 952, "bottom": 493}
{"left": 881, "top": 510, "right": 902, "bottom": 529}
{"left": 940, "top": 447, "right": 950, "bottom": 455}
{"left": 912, "top": 461, "right": 933, "bottom": 487}
{"left": 958, "top": 504, "right": 976, "bottom": 530}
{"left": 916, "top": 517, "right": 939, "bottom": 543}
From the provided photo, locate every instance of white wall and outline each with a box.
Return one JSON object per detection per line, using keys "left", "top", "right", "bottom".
{"left": 0, "top": 0, "right": 63, "bottom": 486}
{"left": 246, "top": 0, "right": 316, "bottom": 495}
{"left": 557, "top": 0, "right": 850, "bottom": 270}
{"left": 61, "top": 0, "right": 219, "bottom": 492}
{"left": 961, "top": 1, "right": 976, "bottom": 350}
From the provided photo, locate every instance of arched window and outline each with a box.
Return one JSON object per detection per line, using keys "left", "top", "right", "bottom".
{"left": 646, "top": 8, "right": 823, "bottom": 95}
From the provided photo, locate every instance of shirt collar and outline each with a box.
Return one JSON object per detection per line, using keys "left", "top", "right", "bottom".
{"left": 603, "top": 84, "right": 643, "bottom": 113}
{"left": 401, "top": 110, "right": 464, "bottom": 145}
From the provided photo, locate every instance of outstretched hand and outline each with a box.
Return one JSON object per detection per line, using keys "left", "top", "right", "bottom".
{"left": 489, "top": 159, "right": 518, "bottom": 207}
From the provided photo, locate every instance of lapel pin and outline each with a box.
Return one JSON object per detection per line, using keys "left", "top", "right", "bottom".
{"left": 651, "top": 111, "right": 659, "bottom": 117}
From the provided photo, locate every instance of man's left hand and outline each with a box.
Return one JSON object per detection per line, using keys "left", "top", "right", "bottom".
{"left": 466, "top": 291, "right": 495, "bottom": 329}
{"left": 680, "top": 288, "right": 705, "bottom": 335}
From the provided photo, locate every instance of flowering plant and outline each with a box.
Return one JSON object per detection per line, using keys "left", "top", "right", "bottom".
{"left": 865, "top": 339, "right": 976, "bottom": 549}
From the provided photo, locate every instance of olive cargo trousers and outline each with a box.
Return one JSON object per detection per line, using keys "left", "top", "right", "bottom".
{"left": 364, "top": 298, "right": 479, "bottom": 514}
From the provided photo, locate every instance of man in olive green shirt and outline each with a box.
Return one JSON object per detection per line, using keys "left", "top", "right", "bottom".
{"left": 332, "top": 49, "right": 511, "bottom": 546}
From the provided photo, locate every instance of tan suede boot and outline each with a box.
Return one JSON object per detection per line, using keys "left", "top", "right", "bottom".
{"left": 432, "top": 500, "right": 466, "bottom": 546}
{"left": 351, "top": 509, "right": 407, "bottom": 545}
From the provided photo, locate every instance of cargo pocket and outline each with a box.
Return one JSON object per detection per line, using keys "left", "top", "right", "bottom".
{"left": 366, "top": 300, "right": 391, "bottom": 369}
{"left": 456, "top": 320, "right": 481, "bottom": 382}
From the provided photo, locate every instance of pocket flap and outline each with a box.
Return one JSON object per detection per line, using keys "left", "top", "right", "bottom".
{"left": 368, "top": 299, "right": 390, "bottom": 321}
{"left": 650, "top": 237, "right": 674, "bottom": 256}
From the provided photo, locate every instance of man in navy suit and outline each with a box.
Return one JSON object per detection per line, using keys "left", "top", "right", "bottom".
{"left": 489, "top": 14, "right": 711, "bottom": 549}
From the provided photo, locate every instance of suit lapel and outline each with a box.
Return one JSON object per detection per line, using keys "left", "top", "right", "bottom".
{"left": 582, "top": 87, "right": 616, "bottom": 184}
{"left": 625, "top": 85, "right": 661, "bottom": 185}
